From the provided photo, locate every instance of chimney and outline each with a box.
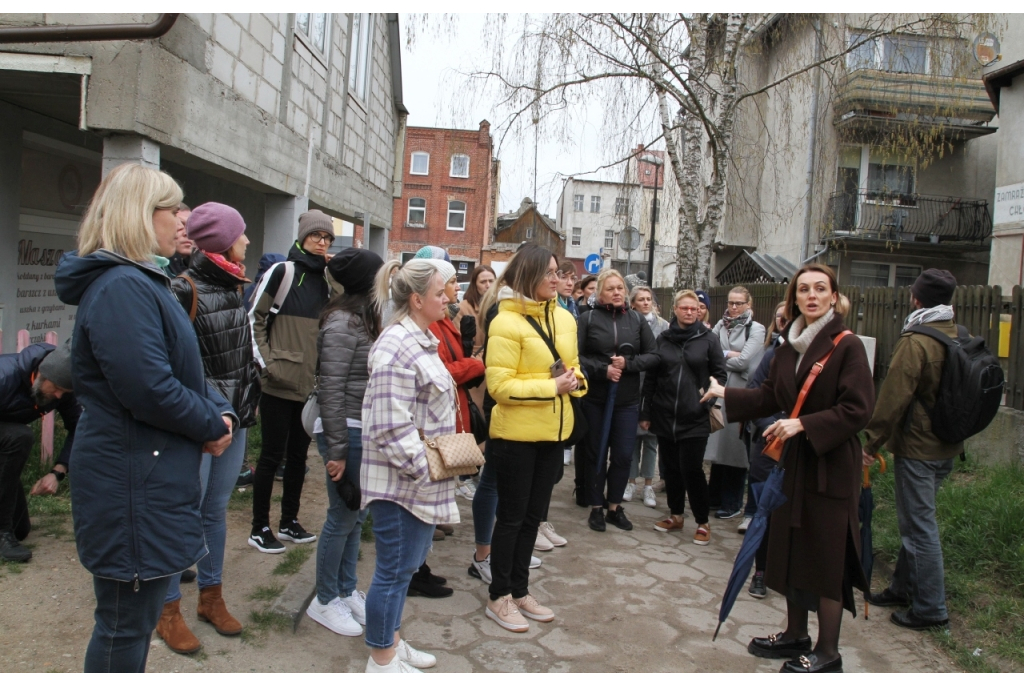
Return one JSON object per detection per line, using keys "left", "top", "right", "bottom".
{"left": 479, "top": 120, "right": 491, "bottom": 147}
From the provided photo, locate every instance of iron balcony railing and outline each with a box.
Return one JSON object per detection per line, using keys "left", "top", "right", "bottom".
{"left": 823, "top": 190, "right": 992, "bottom": 244}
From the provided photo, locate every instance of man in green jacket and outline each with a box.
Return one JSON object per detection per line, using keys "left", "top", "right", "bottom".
{"left": 862, "top": 268, "right": 960, "bottom": 631}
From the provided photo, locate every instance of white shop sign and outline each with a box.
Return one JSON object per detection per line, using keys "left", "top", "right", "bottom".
{"left": 994, "top": 182, "right": 1024, "bottom": 227}
{"left": 17, "top": 213, "right": 79, "bottom": 345}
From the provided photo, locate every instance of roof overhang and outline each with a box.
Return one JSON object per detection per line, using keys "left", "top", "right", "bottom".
{"left": 0, "top": 52, "right": 91, "bottom": 128}
{"left": 983, "top": 58, "right": 1024, "bottom": 112}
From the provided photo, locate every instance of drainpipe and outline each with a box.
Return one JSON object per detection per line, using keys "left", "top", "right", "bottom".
{"left": 0, "top": 14, "right": 178, "bottom": 43}
{"left": 799, "top": 18, "right": 822, "bottom": 263}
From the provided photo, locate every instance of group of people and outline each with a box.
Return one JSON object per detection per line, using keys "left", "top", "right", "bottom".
{"left": 0, "top": 160, "right": 968, "bottom": 674}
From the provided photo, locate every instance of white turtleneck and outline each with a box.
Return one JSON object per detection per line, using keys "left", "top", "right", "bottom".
{"left": 786, "top": 308, "right": 835, "bottom": 375}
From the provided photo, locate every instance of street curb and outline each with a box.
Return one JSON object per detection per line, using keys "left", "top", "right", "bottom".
{"left": 269, "top": 551, "right": 317, "bottom": 632}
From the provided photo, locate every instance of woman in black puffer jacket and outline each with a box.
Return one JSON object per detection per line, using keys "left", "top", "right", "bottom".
{"left": 159, "top": 202, "right": 261, "bottom": 653}
{"left": 639, "top": 290, "right": 727, "bottom": 545}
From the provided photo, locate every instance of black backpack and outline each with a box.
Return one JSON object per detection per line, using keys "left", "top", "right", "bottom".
{"left": 905, "top": 324, "right": 1004, "bottom": 444}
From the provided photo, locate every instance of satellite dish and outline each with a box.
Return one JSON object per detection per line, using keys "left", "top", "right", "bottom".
{"left": 618, "top": 226, "right": 642, "bottom": 252}
{"left": 973, "top": 32, "right": 1000, "bottom": 66}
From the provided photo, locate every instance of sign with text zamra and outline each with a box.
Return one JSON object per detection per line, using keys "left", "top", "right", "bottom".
{"left": 994, "top": 182, "right": 1024, "bottom": 228}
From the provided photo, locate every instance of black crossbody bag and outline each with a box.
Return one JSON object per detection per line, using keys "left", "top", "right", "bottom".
{"left": 522, "top": 314, "right": 588, "bottom": 446}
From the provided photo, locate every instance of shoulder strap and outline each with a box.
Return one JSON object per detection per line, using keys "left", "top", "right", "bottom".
{"left": 176, "top": 274, "right": 199, "bottom": 322}
{"left": 522, "top": 314, "right": 561, "bottom": 363}
{"left": 788, "top": 330, "right": 854, "bottom": 421}
{"left": 270, "top": 262, "right": 295, "bottom": 315}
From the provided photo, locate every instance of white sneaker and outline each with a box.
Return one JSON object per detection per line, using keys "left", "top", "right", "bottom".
{"left": 455, "top": 480, "right": 475, "bottom": 500}
{"left": 539, "top": 521, "right": 567, "bottom": 546}
{"left": 343, "top": 589, "right": 367, "bottom": 626}
{"left": 563, "top": 448, "right": 572, "bottom": 465}
{"left": 469, "top": 553, "right": 492, "bottom": 583}
{"left": 738, "top": 516, "right": 752, "bottom": 533}
{"left": 306, "top": 596, "right": 362, "bottom": 636}
{"left": 529, "top": 555, "right": 542, "bottom": 569}
{"left": 365, "top": 653, "right": 421, "bottom": 673}
{"left": 622, "top": 482, "right": 636, "bottom": 502}
{"left": 396, "top": 639, "right": 436, "bottom": 669}
{"left": 643, "top": 485, "right": 657, "bottom": 508}
{"left": 533, "top": 527, "right": 554, "bottom": 551}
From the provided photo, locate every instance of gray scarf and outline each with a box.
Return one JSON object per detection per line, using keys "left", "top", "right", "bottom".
{"left": 902, "top": 304, "right": 954, "bottom": 332}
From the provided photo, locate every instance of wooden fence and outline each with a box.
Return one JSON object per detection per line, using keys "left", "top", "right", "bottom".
{"left": 653, "top": 283, "right": 1024, "bottom": 408}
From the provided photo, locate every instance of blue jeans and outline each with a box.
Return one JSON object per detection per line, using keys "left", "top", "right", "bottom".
{"left": 314, "top": 430, "right": 367, "bottom": 603}
{"left": 364, "top": 500, "right": 435, "bottom": 649}
{"left": 471, "top": 447, "right": 499, "bottom": 547}
{"left": 85, "top": 575, "right": 172, "bottom": 672}
{"left": 889, "top": 456, "right": 954, "bottom": 621}
{"left": 165, "top": 428, "right": 247, "bottom": 602}
{"left": 630, "top": 432, "right": 658, "bottom": 481}
{"left": 580, "top": 401, "right": 640, "bottom": 507}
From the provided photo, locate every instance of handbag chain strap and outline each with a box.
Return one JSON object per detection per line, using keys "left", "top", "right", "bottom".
{"left": 786, "top": 330, "right": 853, "bottom": 421}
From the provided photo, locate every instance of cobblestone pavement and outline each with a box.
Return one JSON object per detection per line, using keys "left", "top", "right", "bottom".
{"left": 0, "top": 469, "right": 957, "bottom": 673}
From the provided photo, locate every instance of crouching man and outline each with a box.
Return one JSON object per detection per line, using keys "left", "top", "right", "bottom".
{"left": 0, "top": 339, "right": 80, "bottom": 562}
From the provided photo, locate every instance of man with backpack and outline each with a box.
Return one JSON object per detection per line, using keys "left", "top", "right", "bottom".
{"left": 247, "top": 210, "right": 333, "bottom": 553}
{"left": 862, "top": 268, "right": 1003, "bottom": 631}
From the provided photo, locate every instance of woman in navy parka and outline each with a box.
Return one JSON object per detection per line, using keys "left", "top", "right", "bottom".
{"left": 55, "top": 164, "right": 236, "bottom": 673}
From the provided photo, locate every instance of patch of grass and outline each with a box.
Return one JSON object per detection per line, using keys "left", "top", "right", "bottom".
{"left": 228, "top": 487, "right": 253, "bottom": 511}
{"left": 247, "top": 583, "right": 284, "bottom": 602}
{"left": 871, "top": 454, "right": 1024, "bottom": 672}
{"left": 0, "top": 558, "right": 26, "bottom": 575}
{"left": 272, "top": 546, "right": 312, "bottom": 576}
{"left": 361, "top": 513, "right": 374, "bottom": 542}
{"left": 241, "top": 609, "right": 291, "bottom": 643}
{"left": 246, "top": 418, "right": 262, "bottom": 468}
{"left": 271, "top": 494, "right": 282, "bottom": 503}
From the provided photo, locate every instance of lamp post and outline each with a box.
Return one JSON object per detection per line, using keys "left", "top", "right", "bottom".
{"left": 640, "top": 154, "right": 663, "bottom": 287}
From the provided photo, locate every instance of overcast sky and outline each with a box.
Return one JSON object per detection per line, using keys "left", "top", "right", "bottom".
{"left": 398, "top": 14, "right": 626, "bottom": 217}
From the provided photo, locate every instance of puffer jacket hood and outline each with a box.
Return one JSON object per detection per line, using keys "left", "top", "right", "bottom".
{"left": 56, "top": 249, "right": 168, "bottom": 306}
{"left": 171, "top": 251, "right": 262, "bottom": 427}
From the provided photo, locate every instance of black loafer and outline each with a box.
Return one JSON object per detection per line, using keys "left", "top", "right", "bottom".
{"left": 867, "top": 588, "right": 910, "bottom": 607}
{"left": 748, "top": 632, "right": 813, "bottom": 659}
{"left": 407, "top": 576, "right": 454, "bottom": 598}
{"left": 780, "top": 654, "right": 843, "bottom": 673}
{"left": 890, "top": 608, "right": 949, "bottom": 631}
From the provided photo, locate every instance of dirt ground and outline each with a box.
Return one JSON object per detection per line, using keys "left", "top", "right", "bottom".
{"left": 0, "top": 466, "right": 959, "bottom": 673}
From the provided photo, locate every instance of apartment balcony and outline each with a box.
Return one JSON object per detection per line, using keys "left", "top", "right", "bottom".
{"left": 834, "top": 69, "right": 997, "bottom": 140}
{"left": 822, "top": 190, "right": 992, "bottom": 245}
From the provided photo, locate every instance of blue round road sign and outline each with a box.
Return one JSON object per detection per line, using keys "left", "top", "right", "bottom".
{"left": 584, "top": 253, "right": 603, "bottom": 274}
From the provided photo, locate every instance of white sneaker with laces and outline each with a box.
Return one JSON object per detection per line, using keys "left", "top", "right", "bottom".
{"left": 306, "top": 596, "right": 362, "bottom": 636}
{"left": 343, "top": 589, "right": 366, "bottom": 626}
{"left": 529, "top": 555, "right": 542, "bottom": 569}
{"left": 365, "top": 654, "right": 421, "bottom": 673}
{"left": 738, "top": 516, "right": 752, "bottom": 533}
{"left": 470, "top": 553, "right": 492, "bottom": 583}
{"left": 455, "top": 480, "right": 475, "bottom": 500}
{"left": 539, "top": 521, "right": 567, "bottom": 546}
{"left": 396, "top": 639, "right": 436, "bottom": 669}
{"left": 534, "top": 527, "right": 554, "bottom": 551}
{"left": 643, "top": 485, "right": 657, "bottom": 508}
{"left": 622, "top": 482, "right": 636, "bottom": 502}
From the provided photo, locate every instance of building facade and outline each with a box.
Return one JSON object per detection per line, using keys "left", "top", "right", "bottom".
{"left": 388, "top": 121, "right": 499, "bottom": 282}
{"left": 0, "top": 12, "right": 406, "bottom": 352}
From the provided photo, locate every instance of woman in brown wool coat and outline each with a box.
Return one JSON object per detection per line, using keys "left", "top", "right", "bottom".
{"left": 704, "top": 264, "right": 875, "bottom": 674}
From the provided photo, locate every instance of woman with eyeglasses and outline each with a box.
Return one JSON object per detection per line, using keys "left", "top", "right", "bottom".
{"left": 639, "top": 290, "right": 727, "bottom": 545}
{"left": 705, "top": 286, "right": 765, "bottom": 521}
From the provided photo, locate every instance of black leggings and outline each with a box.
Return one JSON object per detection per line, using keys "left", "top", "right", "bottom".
{"left": 656, "top": 435, "right": 710, "bottom": 524}
{"left": 252, "top": 393, "right": 311, "bottom": 530}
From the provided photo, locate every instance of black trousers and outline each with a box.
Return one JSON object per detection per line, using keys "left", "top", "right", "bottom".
{"left": 657, "top": 436, "right": 710, "bottom": 524}
{"left": 488, "top": 438, "right": 562, "bottom": 600}
{"left": 252, "top": 393, "right": 311, "bottom": 530}
{"left": 0, "top": 423, "right": 32, "bottom": 534}
{"left": 708, "top": 463, "right": 747, "bottom": 511}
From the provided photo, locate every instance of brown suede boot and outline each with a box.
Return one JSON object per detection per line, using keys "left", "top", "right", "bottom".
{"left": 197, "top": 584, "right": 243, "bottom": 636}
{"left": 156, "top": 599, "right": 201, "bottom": 654}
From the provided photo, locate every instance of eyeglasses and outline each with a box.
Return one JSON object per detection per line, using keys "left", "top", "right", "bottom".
{"left": 308, "top": 233, "right": 334, "bottom": 245}
{"left": 727, "top": 301, "right": 747, "bottom": 308}
{"left": 545, "top": 269, "right": 559, "bottom": 280}
{"left": 677, "top": 306, "right": 699, "bottom": 313}
{"left": 557, "top": 270, "right": 576, "bottom": 283}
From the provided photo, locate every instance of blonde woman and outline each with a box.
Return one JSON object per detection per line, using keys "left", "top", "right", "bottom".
{"left": 55, "top": 164, "right": 235, "bottom": 672}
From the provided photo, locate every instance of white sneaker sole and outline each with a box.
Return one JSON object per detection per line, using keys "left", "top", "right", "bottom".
{"left": 248, "top": 537, "right": 286, "bottom": 554}
{"left": 278, "top": 532, "right": 317, "bottom": 543}
{"left": 305, "top": 606, "right": 363, "bottom": 636}
{"left": 485, "top": 607, "right": 529, "bottom": 632}
{"left": 517, "top": 606, "right": 555, "bottom": 622}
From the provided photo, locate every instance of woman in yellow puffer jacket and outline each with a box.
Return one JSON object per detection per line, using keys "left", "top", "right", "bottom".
{"left": 481, "top": 244, "right": 586, "bottom": 633}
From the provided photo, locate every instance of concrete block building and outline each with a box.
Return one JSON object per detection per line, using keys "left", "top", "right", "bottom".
{"left": 388, "top": 121, "right": 499, "bottom": 282}
{"left": 0, "top": 13, "right": 407, "bottom": 352}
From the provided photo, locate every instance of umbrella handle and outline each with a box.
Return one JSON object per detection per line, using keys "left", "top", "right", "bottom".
{"left": 863, "top": 453, "right": 888, "bottom": 488}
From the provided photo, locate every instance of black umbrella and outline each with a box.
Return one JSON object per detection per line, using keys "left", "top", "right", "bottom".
{"left": 591, "top": 343, "right": 635, "bottom": 503}
{"left": 859, "top": 453, "right": 887, "bottom": 619}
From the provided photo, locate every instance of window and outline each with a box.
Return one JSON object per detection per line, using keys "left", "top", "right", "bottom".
{"left": 846, "top": 31, "right": 962, "bottom": 77}
{"left": 846, "top": 31, "right": 876, "bottom": 71}
{"left": 571, "top": 226, "right": 582, "bottom": 246}
{"left": 295, "top": 13, "right": 329, "bottom": 55}
{"left": 410, "top": 152, "right": 429, "bottom": 176}
{"left": 883, "top": 35, "right": 927, "bottom": 74}
{"left": 450, "top": 154, "right": 469, "bottom": 178}
{"left": 590, "top": 196, "right": 601, "bottom": 213}
{"left": 526, "top": 226, "right": 534, "bottom": 239}
{"left": 447, "top": 201, "right": 466, "bottom": 231}
{"left": 407, "top": 198, "right": 425, "bottom": 226}
{"left": 348, "top": 13, "right": 374, "bottom": 100}
{"left": 867, "top": 150, "right": 915, "bottom": 198}
{"left": 615, "top": 197, "right": 630, "bottom": 217}
{"left": 604, "top": 229, "right": 614, "bottom": 249}
{"left": 850, "top": 261, "right": 922, "bottom": 289}
{"left": 573, "top": 194, "right": 584, "bottom": 211}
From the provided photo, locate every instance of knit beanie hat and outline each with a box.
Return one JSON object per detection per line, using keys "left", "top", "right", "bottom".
{"left": 414, "top": 245, "right": 451, "bottom": 262}
{"left": 297, "top": 210, "right": 334, "bottom": 245}
{"left": 186, "top": 202, "right": 246, "bottom": 254}
{"left": 37, "top": 338, "right": 74, "bottom": 391}
{"left": 911, "top": 269, "right": 957, "bottom": 308}
{"left": 695, "top": 289, "right": 711, "bottom": 309}
{"left": 327, "top": 248, "right": 384, "bottom": 295}
{"left": 417, "top": 258, "right": 457, "bottom": 284}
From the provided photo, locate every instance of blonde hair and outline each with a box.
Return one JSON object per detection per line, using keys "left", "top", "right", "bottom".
{"left": 596, "top": 269, "right": 625, "bottom": 299}
{"left": 372, "top": 258, "right": 443, "bottom": 327}
{"left": 629, "top": 285, "right": 654, "bottom": 305}
{"left": 673, "top": 289, "right": 699, "bottom": 307}
{"left": 729, "top": 286, "right": 751, "bottom": 303}
{"left": 78, "top": 163, "right": 183, "bottom": 262}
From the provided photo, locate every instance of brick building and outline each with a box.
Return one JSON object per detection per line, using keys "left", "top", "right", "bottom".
{"left": 389, "top": 121, "right": 499, "bottom": 281}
